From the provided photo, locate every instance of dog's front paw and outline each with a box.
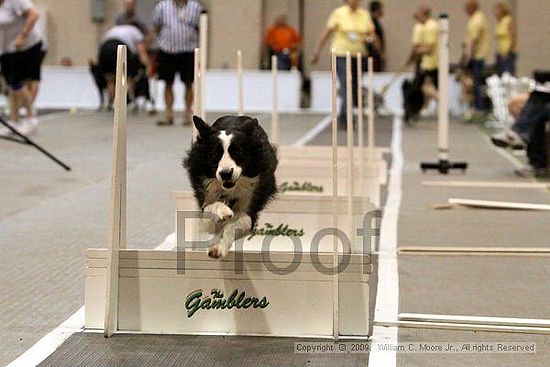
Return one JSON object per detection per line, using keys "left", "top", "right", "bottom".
{"left": 208, "top": 243, "right": 228, "bottom": 259}
{"left": 204, "top": 202, "right": 234, "bottom": 223}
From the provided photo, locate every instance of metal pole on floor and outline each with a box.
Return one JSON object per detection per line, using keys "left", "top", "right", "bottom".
{"left": 0, "top": 118, "right": 71, "bottom": 171}
{"left": 420, "top": 14, "right": 468, "bottom": 174}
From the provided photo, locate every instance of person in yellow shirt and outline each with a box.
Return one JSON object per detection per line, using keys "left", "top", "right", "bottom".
{"left": 405, "top": 10, "right": 424, "bottom": 72}
{"left": 493, "top": 2, "right": 517, "bottom": 76}
{"left": 311, "top": 0, "right": 375, "bottom": 126}
{"left": 464, "top": 0, "right": 490, "bottom": 111}
{"left": 416, "top": 6, "right": 439, "bottom": 103}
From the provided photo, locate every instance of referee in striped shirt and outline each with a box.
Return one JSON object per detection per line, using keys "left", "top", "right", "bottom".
{"left": 151, "top": 0, "right": 204, "bottom": 126}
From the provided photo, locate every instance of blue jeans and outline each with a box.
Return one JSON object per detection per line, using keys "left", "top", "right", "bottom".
{"left": 336, "top": 56, "right": 365, "bottom": 125}
{"left": 274, "top": 52, "right": 292, "bottom": 71}
{"left": 496, "top": 52, "right": 517, "bottom": 76}
{"left": 470, "top": 59, "right": 486, "bottom": 111}
{"left": 512, "top": 91, "right": 550, "bottom": 168}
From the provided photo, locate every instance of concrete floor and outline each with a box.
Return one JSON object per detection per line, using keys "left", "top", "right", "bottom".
{"left": 1, "top": 111, "right": 549, "bottom": 366}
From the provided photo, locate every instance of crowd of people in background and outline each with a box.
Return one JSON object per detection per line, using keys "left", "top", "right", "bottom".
{"left": 0, "top": 0, "right": 547, "bottom": 177}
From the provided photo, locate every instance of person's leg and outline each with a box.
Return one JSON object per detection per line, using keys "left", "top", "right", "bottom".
{"left": 164, "top": 82, "right": 175, "bottom": 123}
{"left": 336, "top": 56, "right": 346, "bottom": 126}
{"left": 511, "top": 92, "right": 550, "bottom": 142}
{"left": 156, "top": 51, "right": 176, "bottom": 125}
{"left": 180, "top": 52, "right": 195, "bottom": 125}
{"left": 472, "top": 59, "right": 485, "bottom": 111}
{"left": 505, "top": 53, "right": 517, "bottom": 76}
{"left": 495, "top": 54, "right": 504, "bottom": 77}
{"left": 351, "top": 56, "right": 358, "bottom": 109}
{"left": 526, "top": 121, "right": 548, "bottom": 170}
{"left": 183, "top": 81, "right": 193, "bottom": 124}
{"left": 104, "top": 74, "right": 116, "bottom": 105}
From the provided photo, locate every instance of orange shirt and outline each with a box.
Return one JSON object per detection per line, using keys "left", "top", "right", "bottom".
{"left": 265, "top": 25, "right": 301, "bottom": 52}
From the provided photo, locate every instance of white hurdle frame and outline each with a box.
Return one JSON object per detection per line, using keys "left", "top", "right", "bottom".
{"left": 367, "top": 57, "right": 375, "bottom": 150}
{"left": 271, "top": 55, "right": 279, "bottom": 144}
{"left": 193, "top": 48, "right": 201, "bottom": 141}
{"left": 199, "top": 14, "right": 208, "bottom": 120}
{"left": 237, "top": 50, "right": 243, "bottom": 115}
{"left": 89, "top": 46, "right": 373, "bottom": 339}
{"left": 345, "top": 52, "right": 354, "bottom": 243}
{"left": 104, "top": 45, "right": 128, "bottom": 338}
{"left": 330, "top": 49, "right": 339, "bottom": 340}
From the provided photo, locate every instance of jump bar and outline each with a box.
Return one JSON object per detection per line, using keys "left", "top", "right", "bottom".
{"left": 420, "top": 159, "right": 468, "bottom": 174}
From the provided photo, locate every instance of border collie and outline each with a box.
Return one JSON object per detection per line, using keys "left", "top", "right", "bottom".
{"left": 184, "top": 115, "right": 278, "bottom": 258}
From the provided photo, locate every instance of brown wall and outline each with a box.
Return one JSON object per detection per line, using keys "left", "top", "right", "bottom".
{"left": 36, "top": 0, "right": 548, "bottom": 77}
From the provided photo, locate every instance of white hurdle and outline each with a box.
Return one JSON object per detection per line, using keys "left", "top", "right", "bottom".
{"left": 192, "top": 48, "right": 201, "bottom": 141}
{"left": 199, "top": 14, "right": 208, "bottom": 119}
{"left": 271, "top": 55, "right": 279, "bottom": 144}
{"left": 85, "top": 46, "right": 373, "bottom": 338}
{"left": 103, "top": 45, "right": 128, "bottom": 338}
{"left": 237, "top": 50, "right": 243, "bottom": 115}
{"left": 420, "top": 14, "right": 468, "bottom": 174}
{"left": 330, "top": 48, "right": 340, "bottom": 340}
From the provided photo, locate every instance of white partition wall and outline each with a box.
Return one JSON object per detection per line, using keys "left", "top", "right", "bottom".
{"left": 34, "top": 67, "right": 301, "bottom": 113}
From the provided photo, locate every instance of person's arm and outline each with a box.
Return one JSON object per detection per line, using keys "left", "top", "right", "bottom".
{"left": 15, "top": 5, "right": 39, "bottom": 49}
{"left": 310, "top": 27, "right": 334, "bottom": 64}
{"left": 137, "top": 42, "right": 150, "bottom": 68}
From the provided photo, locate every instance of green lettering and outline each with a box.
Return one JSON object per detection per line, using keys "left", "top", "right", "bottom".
{"left": 185, "top": 290, "right": 203, "bottom": 318}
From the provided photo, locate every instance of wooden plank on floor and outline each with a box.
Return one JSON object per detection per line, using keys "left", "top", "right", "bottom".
{"left": 398, "top": 246, "right": 550, "bottom": 256}
{"left": 448, "top": 198, "right": 550, "bottom": 211}
{"left": 422, "top": 180, "right": 550, "bottom": 189}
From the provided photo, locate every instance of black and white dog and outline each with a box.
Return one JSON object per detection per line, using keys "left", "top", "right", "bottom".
{"left": 184, "top": 115, "right": 278, "bottom": 258}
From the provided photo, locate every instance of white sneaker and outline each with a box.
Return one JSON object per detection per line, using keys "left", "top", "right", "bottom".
{"left": 12, "top": 117, "right": 38, "bottom": 136}
{"left": 0, "top": 119, "right": 17, "bottom": 137}
{"left": 23, "top": 117, "right": 39, "bottom": 136}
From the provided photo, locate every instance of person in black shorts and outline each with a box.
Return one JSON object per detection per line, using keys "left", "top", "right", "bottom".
{"left": 0, "top": 0, "right": 42, "bottom": 136}
{"left": 151, "top": 0, "right": 204, "bottom": 126}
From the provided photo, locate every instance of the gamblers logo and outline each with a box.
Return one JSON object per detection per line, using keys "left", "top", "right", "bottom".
{"left": 185, "top": 289, "right": 270, "bottom": 318}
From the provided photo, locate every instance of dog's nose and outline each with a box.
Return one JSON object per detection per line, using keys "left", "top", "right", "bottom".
{"left": 219, "top": 169, "right": 234, "bottom": 181}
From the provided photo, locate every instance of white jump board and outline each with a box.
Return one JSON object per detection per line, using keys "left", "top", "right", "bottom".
{"left": 85, "top": 249, "right": 371, "bottom": 337}
{"left": 173, "top": 191, "right": 378, "bottom": 253}
{"left": 278, "top": 158, "right": 388, "bottom": 187}
{"left": 278, "top": 145, "right": 388, "bottom": 161}
{"left": 276, "top": 171, "right": 381, "bottom": 208}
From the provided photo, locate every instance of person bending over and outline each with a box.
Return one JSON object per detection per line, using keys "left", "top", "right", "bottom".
{"left": 491, "top": 85, "right": 550, "bottom": 178}
{"left": 97, "top": 24, "right": 150, "bottom": 105}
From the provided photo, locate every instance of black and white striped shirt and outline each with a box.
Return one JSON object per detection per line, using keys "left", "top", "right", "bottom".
{"left": 152, "top": 0, "right": 203, "bottom": 54}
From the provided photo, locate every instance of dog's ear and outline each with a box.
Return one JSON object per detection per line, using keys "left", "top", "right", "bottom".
{"left": 240, "top": 117, "right": 259, "bottom": 135}
{"left": 193, "top": 115, "right": 212, "bottom": 138}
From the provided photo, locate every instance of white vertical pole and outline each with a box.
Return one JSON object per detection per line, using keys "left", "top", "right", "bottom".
{"left": 345, "top": 52, "right": 354, "bottom": 248}
{"left": 357, "top": 53, "right": 365, "bottom": 196}
{"left": 357, "top": 53, "right": 364, "bottom": 149}
{"left": 199, "top": 13, "right": 208, "bottom": 119}
{"left": 438, "top": 15, "right": 449, "bottom": 161}
{"left": 367, "top": 57, "right": 375, "bottom": 149}
{"left": 271, "top": 55, "right": 279, "bottom": 144}
{"left": 330, "top": 48, "right": 339, "bottom": 341}
{"left": 193, "top": 48, "right": 200, "bottom": 142}
{"left": 104, "top": 45, "right": 128, "bottom": 337}
{"left": 237, "top": 50, "right": 243, "bottom": 115}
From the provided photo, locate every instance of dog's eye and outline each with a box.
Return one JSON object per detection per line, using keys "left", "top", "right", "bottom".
{"left": 211, "top": 145, "right": 223, "bottom": 159}
{"left": 229, "top": 146, "right": 244, "bottom": 158}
